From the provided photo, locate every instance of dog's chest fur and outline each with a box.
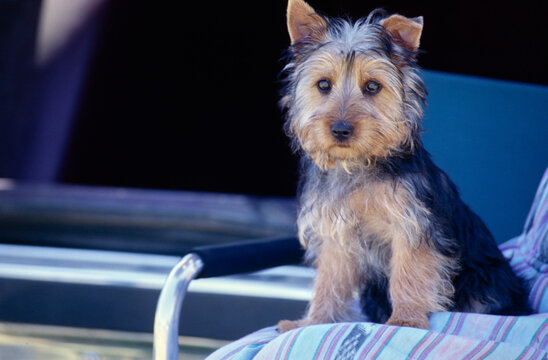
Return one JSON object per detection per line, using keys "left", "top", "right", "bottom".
{"left": 297, "top": 162, "right": 411, "bottom": 275}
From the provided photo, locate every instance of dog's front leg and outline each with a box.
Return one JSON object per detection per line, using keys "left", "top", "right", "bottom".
{"left": 277, "top": 239, "right": 364, "bottom": 332}
{"left": 386, "top": 232, "right": 455, "bottom": 329}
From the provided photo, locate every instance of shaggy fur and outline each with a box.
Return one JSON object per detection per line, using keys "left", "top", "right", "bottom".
{"left": 278, "top": 0, "right": 531, "bottom": 332}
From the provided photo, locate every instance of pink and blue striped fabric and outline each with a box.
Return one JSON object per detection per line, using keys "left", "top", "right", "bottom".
{"left": 501, "top": 167, "right": 548, "bottom": 314}
{"left": 208, "top": 313, "right": 548, "bottom": 359}
{"left": 208, "top": 313, "right": 548, "bottom": 360}
{"left": 208, "top": 168, "right": 548, "bottom": 360}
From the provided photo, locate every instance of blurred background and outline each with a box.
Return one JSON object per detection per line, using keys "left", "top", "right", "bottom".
{"left": 0, "top": 1, "right": 547, "bottom": 358}
{"left": 1, "top": 0, "right": 547, "bottom": 196}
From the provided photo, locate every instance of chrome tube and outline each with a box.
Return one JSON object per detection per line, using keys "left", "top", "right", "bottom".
{"left": 153, "top": 253, "right": 204, "bottom": 360}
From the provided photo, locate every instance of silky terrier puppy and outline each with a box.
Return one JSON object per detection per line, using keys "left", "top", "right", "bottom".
{"left": 278, "top": 0, "right": 530, "bottom": 331}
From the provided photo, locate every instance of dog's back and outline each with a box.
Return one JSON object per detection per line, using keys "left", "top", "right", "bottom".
{"left": 360, "top": 147, "right": 531, "bottom": 322}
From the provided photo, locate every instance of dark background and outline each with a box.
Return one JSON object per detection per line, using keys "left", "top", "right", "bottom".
{"left": 2, "top": 0, "right": 548, "bottom": 197}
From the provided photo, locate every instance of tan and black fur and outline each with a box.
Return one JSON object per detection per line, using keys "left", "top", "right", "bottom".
{"left": 278, "top": 0, "right": 530, "bottom": 332}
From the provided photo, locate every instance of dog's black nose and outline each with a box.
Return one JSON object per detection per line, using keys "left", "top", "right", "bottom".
{"left": 330, "top": 122, "right": 354, "bottom": 141}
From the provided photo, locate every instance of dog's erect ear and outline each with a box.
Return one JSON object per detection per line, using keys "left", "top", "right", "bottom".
{"left": 381, "top": 14, "right": 423, "bottom": 51}
{"left": 287, "top": 0, "right": 328, "bottom": 44}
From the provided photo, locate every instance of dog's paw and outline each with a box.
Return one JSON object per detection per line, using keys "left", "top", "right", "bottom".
{"left": 386, "top": 316, "right": 429, "bottom": 329}
{"left": 276, "top": 319, "right": 306, "bottom": 333}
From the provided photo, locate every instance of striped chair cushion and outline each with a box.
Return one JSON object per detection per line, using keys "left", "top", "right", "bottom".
{"left": 501, "top": 167, "right": 548, "bottom": 314}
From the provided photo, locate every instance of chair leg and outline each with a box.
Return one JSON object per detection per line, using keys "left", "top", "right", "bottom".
{"left": 153, "top": 253, "right": 204, "bottom": 360}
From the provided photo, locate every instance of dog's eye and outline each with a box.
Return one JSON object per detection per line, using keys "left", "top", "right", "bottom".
{"left": 317, "top": 79, "right": 331, "bottom": 93}
{"left": 363, "top": 80, "right": 381, "bottom": 94}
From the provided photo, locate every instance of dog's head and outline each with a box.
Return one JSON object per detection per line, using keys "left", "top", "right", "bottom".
{"left": 281, "top": 0, "right": 427, "bottom": 171}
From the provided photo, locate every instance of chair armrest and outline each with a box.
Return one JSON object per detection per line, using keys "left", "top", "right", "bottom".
{"left": 193, "top": 236, "right": 303, "bottom": 278}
